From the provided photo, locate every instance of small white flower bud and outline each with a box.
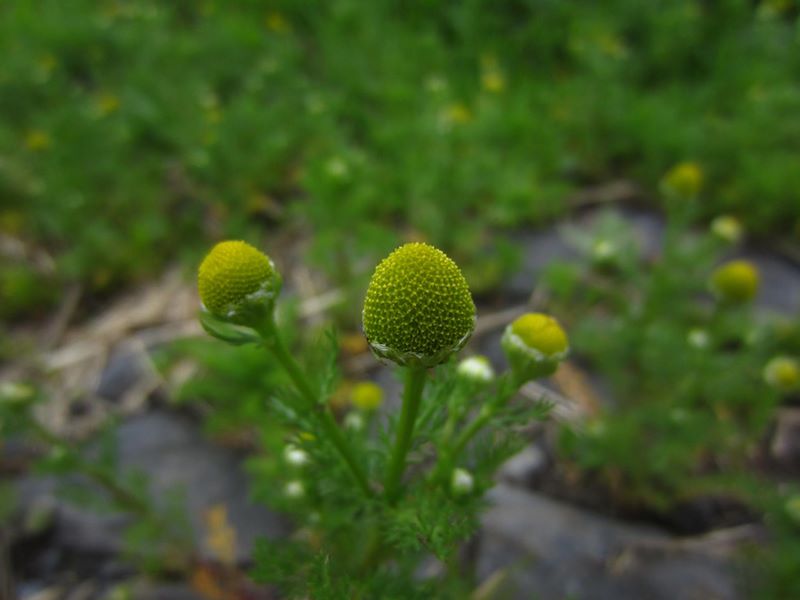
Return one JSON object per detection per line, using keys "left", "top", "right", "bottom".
{"left": 284, "top": 480, "right": 305, "bottom": 499}
{"left": 344, "top": 412, "right": 365, "bottom": 431}
{"left": 451, "top": 468, "right": 475, "bottom": 496}
{"left": 456, "top": 355, "right": 495, "bottom": 383}
{"left": 283, "top": 444, "right": 309, "bottom": 467}
{"left": 687, "top": 328, "right": 710, "bottom": 349}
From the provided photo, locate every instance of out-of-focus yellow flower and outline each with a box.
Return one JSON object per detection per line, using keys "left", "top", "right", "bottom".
{"left": 786, "top": 495, "right": 800, "bottom": 525}
{"left": 204, "top": 504, "right": 236, "bottom": 567}
{"left": 94, "top": 92, "right": 120, "bottom": 117}
{"left": 351, "top": 381, "right": 384, "bottom": 411}
{"left": 266, "top": 11, "right": 290, "bottom": 33}
{"left": 764, "top": 356, "right": 799, "bottom": 392}
{"left": 0, "top": 211, "right": 25, "bottom": 235}
{"left": 480, "top": 56, "right": 506, "bottom": 94}
{"left": 24, "top": 130, "right": 51, "bottom": 152}
{"left": 661, "top": 162, "right": 703, "bottom": 199}
{"left": 597, "top": 33, "right": 627, "bottom": 59}
{"left": 440, "top": 103, "right": 472, "bottom": 126}
{"left": 709, "top": 260, "right": 759, "bottom": 304}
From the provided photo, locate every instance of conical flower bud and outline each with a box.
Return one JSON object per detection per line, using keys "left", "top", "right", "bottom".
{"left": 362, "top": 243, "right": 475, "bottom": 367}
{"left": 198, "top": 240, "right": 282, "bottom": 326}
{"left": 502, "top": 313, "right": 569, "bottom": 382}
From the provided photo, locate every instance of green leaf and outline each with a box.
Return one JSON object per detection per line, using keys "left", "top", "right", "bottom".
{"left": 199, "top": 310, "right": 261, "bottom": 346}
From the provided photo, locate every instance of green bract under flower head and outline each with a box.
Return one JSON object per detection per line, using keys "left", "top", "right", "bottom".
{"left": 198, "top": 240, "right": 281, "bottom": 325}
{"left": 502, "top": 313, "right": 569, "bottom": 382}
{"left": 710, "top": 260, "right": 759, "bottom": 304}
{"left": 362, "top": 242, "right": 475, "bottom": 367}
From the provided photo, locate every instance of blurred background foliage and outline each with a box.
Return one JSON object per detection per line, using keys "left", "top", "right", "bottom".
{"left": 1, "top": 0, "right": 799, "bottom": 323}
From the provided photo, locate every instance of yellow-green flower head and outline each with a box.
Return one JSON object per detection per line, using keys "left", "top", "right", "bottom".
{"left": 362, "top": 243, "right": 475, "bottom": 367}
{"left": 351, "top": 381, "right": 384, "bottom": 411}
{"left": 502, "top": 313, "right": 569, "bottom": 381}
{"left": 198, "top": 240, "right": 281, "bottom": 324}
{"left": 764, "top": 356, "right": 799, "bottom": 392}
{"left": 661, "top": 161, "right": 703, "bottom": 198}
{"left": 710, "top": 215, "right": 743, "bottom": 244}
{"left": 710, "top": 260, "right": 759, "bottom": 304}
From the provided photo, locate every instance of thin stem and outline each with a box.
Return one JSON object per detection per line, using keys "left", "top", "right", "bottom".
{"left": 384, "top": 366, "right": 427, "bottom": 503}
{"left": 26, "top": 419, "right": 151, "bottom": 516}
{"left": 436, "top": 375, "right": 518, "bottom": 482}
{"left": 449, "top": 405, "right": 494, "bottom": 462}
{"left": 257, "top": 316, "right": 373, "bottom": 498}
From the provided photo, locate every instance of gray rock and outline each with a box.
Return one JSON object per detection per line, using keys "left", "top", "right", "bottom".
{"left": 96, "top": 346, "right": 151, "bottom": 404}
{"left": 113, "top": 410, "right": 289, "bottom": 561}
{"left": 741, "top": 249, "right": 800, "bottom": 315}
{"left": 478, "top": 484, "right": 741, "bottom": 600}
{"left": 770, "top": 408, "right": 800, "bottom": 469}
{"left": 15, "top": 410, "right": 289, "bottom": 568}
{"left": 498, "top": 445, "right": 548, "bottom": 487}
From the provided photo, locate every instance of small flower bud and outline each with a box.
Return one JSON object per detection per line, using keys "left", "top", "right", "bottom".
{"left": 456, "top": 355, "right": 495, "bottom": 383}
{"left": 284, "top": 480, "right": 305, "bottom": 499}
{"left": 710, "top": 215, "right": 743, "bottom": 244}
{"left": 350, "top": 381, "right": 384, "bottom": 411}
{"left": 591, "top": 239, "right": 617, "bottom": 265}
{"left": 283, "top": 444, "right": 309, "bottom": 467}
{"left": 362, "top": 243, "right": 476, "bottom": 367}
{"left": 344, "top": 412, "right": 365, "bottom": 431}
{"left": 501, "top": 313, "right": 569, "bottom": 383}
{"left": 687, "top": 328, "right": 710, "bottom": 349}
{"left": 198, "top": 240, "right": 282, "bottom": 325}
{"left": 450, "top": 468, "right": 474, "bottom": 496}
{"left": 764, "top": 356, "right": 799, "bottom": 392}
{"left": 661, "top": 161, "right": 703, "bottom": 199}
{"left": 710, "top": 260, "right": 759, "bottom": 304}
{"left": 786, "top": 495, "right": 800, "bottom": 526}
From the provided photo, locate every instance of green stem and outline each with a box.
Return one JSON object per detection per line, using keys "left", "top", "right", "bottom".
{"left": 257, "top": 316, "right": 373, "bottom": 498}
{"left": 384, "top": 366, "right": 427, "bottom": 503}
{"left": 437, "top": 375, "right": 518, "bottom": 483}
{"left": 449, "top": 405, "right": 495, "bottom": 462}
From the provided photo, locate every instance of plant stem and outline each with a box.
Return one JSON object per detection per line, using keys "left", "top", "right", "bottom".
{"left": 436, "top": 375, "right": 518, "bottom": 483}
{"left": 26, "top": 419, "right": 151, "bottom": 516}
{"left": 384, "top": 366, "right": 427, "bottom": 503}
{"left": 257, "top": 316, "right": 373, "bottom": 498}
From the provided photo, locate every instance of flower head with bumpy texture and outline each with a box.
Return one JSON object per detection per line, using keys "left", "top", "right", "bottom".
{"left": 502, "top": 313, "right": 569, "bottom": 382}
{"left": 710, "top": 260, "right": 759, "bottom": 304}
{"left": 198, "top": 240, "right": 281, "bottom": 325}
{"left": 362, "top": 243, "right": 475, "bottom": 367}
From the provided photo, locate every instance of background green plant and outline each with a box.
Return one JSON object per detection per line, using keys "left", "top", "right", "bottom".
{"left": 2, "top": 0, "right": 799, "bottom": 320}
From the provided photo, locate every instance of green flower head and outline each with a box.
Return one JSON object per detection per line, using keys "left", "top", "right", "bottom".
{"left": 362, "top": 243, "right": 475, "bottom": 367}
{"left": 198, "top": 240, "right": 281, "bottom": 325}
{"left": 502, "top": 313, "right": 569, "bottom": 382}
{"left": 709, "top": 260, "right": 759, "bottom": 304}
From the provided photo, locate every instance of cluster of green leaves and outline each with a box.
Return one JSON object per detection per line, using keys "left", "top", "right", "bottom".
{"left": 2, "top": 0, "right": 799, "bottom": 319}
{"left": 187, "top": 323, "right": 549, "bottom": 598}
